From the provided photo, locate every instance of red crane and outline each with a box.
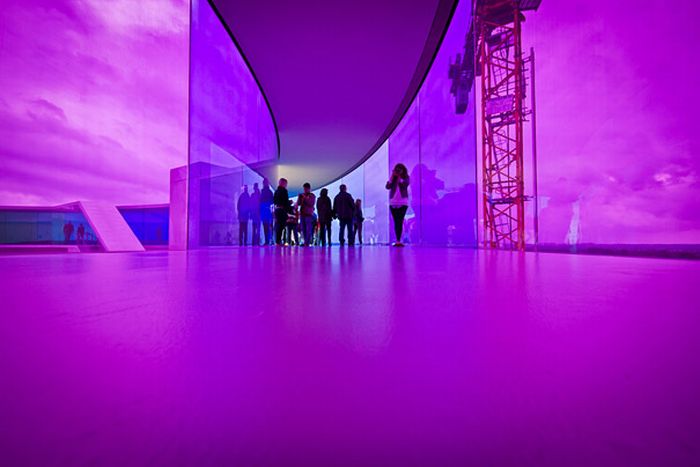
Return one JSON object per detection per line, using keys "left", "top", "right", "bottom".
{"left": 450, "top": 0, "right": 542, "bottom": 250}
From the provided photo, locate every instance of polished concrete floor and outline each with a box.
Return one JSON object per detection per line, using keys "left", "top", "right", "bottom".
{"left": 1, "top": 247, "right": 699, "bottom": 466}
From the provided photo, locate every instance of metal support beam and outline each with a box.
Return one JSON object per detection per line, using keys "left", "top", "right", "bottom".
{"left": 478, "top": 4, "right": 527, "bottom": 250}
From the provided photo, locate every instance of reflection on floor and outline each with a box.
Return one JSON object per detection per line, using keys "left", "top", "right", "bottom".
{"left": 1, "top": 247, "right": 699, "bottom": 465}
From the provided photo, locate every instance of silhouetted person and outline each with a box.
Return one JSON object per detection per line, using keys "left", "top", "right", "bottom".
{"left": 316, "top": 188, "right": 333, "bottom": 246}
{"left": 353, "top": 199, "right": 364, "bottom": 245}
{"left": 297, "top": 182, "right": 316, "bottom": 246}
{"left": 286, "top": 203, "right": 300, "bottom": 246}
{"left": 237, "top": 185, "right": 251, "bottom": 246}
{"left": 312, "top": 214, "right": 319, "bottom": 245}
{"left": 386, "top": 163, "right": 410, "bottom": 247}
{"left": 260, "top": 178, "right": 274, "bottom": 245}
{"left": 76, "top": 223, "right": 85, "bottom": 244}
{"left": 333, "top": 184, "right": 355, "bottom": 246}
{"left": 250, "top": 182, "right": 262, "bottom": 246}
{"left": 63, "top": 221, "right": 74, "bottom": 244}
{"left": 273, "top": 178, "right": 290, "bottom": 245}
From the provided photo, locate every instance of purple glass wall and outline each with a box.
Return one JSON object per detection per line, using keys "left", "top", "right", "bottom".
{"left": 395, "top": 0, "right": 477, "bottom": 246}
{"left": 187, "top": 0, "right": 278, "bottom": 247}
{"left": 317, "top": 0, "right": 478, "bottom": 247}
{"left": 522, "top": 0, "right": 700, "bottom": 245}
{"left": 0, "top": 0, "right": 189, "bottom": 207}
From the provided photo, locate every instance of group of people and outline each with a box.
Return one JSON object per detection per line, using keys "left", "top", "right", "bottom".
{"left": 235, "top": 163, "right": 411, "bottom": 247}
{"left": 235, "top": 179, "right": 276, "bottom": 246}
{"left": 271, "top": 181, "right": 364, "bottom": 247}
{"left": 62, "top": 221, "right": 86, "bottom": 244}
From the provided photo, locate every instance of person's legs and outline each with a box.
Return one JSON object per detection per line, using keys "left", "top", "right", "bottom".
{"left": 274, "top": 210, "right": 286, "bottom": 244}
{"left": 390, "top": 207, "right": 399, "bottom": 242}
{"left": 356, "top": 222, "right": 363, "bottom": 244}
{"left": 390, "top": 206, "right": 408, "bottom": 244}
{"left": 339, "top": 219, "right": 347, "bottom": 246}
{"left": 251, "top": 221, "right": 258, "bottom": 245}
{"left": 301, "top": 217, "right": 312, "bottom": 246}
{"left": 262, "top": 220, "right": 270, "bottom": 245}
{"left": 321, "top": 221, "right": 331, "bottom": 246}
{"left": 308, "top": 219, "right": 315, "bottom": 246}
{"left": 348, "top": 220, "right": 355, "bottom": 246}
{"left": 319, "top": 222, "right": 327, "bottom": 246}
{"left": 398, "top": 207, "right": 407, "bottom": 241}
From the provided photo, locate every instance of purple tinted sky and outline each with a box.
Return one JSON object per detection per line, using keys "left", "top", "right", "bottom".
{"left": 1, "top": 0, "right": 698, "bottom": 244}
{"left": 526, "top": 0, "right": 700, "bottom": 243}
{"left": 0, "top": 0, "right": 188, "bottom": 206}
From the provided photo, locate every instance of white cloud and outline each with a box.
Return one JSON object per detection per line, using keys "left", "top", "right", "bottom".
{"left": 83, "top": 0, "right": 187, "bottom": 35}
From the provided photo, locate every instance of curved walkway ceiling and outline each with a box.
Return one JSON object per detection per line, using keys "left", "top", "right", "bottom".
{"left": 211, "top": 0, "right": 458, "bottom": 189}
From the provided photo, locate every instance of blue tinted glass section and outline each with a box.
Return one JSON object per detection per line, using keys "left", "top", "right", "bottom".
{"left": 118, "top": 206, "right": 169, "bottom": 245}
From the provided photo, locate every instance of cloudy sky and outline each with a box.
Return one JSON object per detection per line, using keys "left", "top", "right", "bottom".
{"left": 0, "top": 0, "right": 189, "bottom": 206}
{"left": 0, "top": 0, "right": 697, "bottom": 244}
{"left": 525, "top": 0, "right": 700, "bottom": 243}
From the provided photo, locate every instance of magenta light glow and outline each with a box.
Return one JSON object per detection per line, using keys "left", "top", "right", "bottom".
{"left": 2, "top": 248, "right": 700, "bottom": 464}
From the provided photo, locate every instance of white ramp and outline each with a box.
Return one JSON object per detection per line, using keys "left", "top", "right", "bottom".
{"left": 78, "top": 201, "right": 145, "bottom": 252}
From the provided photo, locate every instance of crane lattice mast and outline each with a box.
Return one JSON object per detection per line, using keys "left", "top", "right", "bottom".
{"left": 450, "top": 0, "right": 541, "bottom": 250}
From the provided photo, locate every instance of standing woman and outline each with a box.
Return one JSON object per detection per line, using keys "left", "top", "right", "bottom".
{"left": 386, "top": 163, "right": 410, "bottom": 247}
{"left": 316, "top": 188, "right": 333, "bottom": 246}
{"left": 353, "top": 199, "right": 365, "bottom": 245}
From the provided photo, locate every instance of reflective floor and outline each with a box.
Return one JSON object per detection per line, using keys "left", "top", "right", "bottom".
{"left": 1, "top": 247, "right": 699, "bottom": 466}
